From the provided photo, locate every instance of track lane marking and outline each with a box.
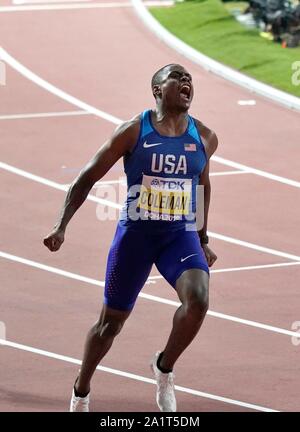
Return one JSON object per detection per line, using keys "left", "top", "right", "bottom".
{"left": 212, "top": 155, "right": 300, "bottom": 188}
{"left": 148, "top": 260, "right": 300, "bottom": 276}
{"left": 0, "top": 338, "right": 278, "bottom": 412}
{"left": 13, "top": 0, "right": 92, "bottom": 4}
{"left": 1, "top": 160, "right": 300, "bottom": 262}
{"left": 1, "top": 250, "right": 300, "bottom": 339}
{"left": 209, "top": 170, "right": 250, "bottom": 177}
{"left": 0, "top": 110, "right": 89, "bottom": 120}
{"left": 0, "top": 47, "right": 300, "bottom": 189}
{"left": 207, "top": 231, "right": 300, "bottom": 262}
{"left": 0, "top": 48, "right": 122, "bottom": 125}
{"left": 1, "top": 1, "right": 174, "bottom": 12}
{"left": 60, "top": 170, "right": 250, "bottom": 187}
{"left": 0, "top": 161, "right": 122, "bottom": 209}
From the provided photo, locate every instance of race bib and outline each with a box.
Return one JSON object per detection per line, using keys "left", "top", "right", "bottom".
{"left": 137, "top": 175, "right": 192, "bottom": 220}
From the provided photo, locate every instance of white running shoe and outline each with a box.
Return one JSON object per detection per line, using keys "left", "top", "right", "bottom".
{"left": 150, "top": 351, "right": 177, "bottom": 412}
{"left": 69, "top": 388, "right": 90, "bottom": 412}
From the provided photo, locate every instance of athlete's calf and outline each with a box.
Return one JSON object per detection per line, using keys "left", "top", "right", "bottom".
{"left": 158, "top": 269, "right": 209, "bottom": 372}
{"left": 76, "top": 305, "right": 131, "bottom": 395}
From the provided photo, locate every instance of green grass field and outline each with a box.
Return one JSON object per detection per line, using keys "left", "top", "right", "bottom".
{"left": 150, "top": 0, "right": 300, "bottom": 96}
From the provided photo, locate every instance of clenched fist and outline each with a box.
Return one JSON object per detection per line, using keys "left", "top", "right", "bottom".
{"left": 43, "top": 228, "right": 65, "bottom": 252}
{"left": 202, "top": 244, "right": 217, "bottom": 267}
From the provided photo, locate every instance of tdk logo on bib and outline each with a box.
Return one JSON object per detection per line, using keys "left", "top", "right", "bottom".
{"left": 150, "top": 178, "right": 185, "bottom": 191}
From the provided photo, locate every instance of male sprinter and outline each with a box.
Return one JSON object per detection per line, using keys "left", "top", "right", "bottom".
{"left": 44, "top": 64, "right": 218, "bottom": 412}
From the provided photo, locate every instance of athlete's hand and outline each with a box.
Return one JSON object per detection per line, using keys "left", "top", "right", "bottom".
{"left": 202, "top": 244, "right": 217, "bottom": 267}
{"left": 43, "top": 228, "right": 65, "bottom": 252}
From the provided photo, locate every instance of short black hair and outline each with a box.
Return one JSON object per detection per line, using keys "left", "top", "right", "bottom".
{"left": 151, "top": 64, "right": 178, "bottom": 89}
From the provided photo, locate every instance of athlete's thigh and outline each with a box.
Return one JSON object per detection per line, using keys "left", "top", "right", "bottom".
{"left": 104, "top": 224, "right": 153, "bottom": 311}
{"left": 155, "top": 229, "right": 209, "bottom": 289}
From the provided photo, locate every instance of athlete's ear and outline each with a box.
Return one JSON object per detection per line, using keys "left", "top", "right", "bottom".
{"left": 153, "top": 85, "right": 162, "bottom": 99}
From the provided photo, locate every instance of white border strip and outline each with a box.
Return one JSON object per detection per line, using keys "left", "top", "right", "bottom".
{"left": 60, "top": 171, "right": 246, "bottom": 188}
{"left": 1, "top": 250, "right": 300, "bottom": 339}
{"left": 147, "top": 260, "right": 300, "bottom": 277}
{"left": 0, "top": 48, "right": 122, "bottom": 125}
{"left": 0, "top": 161, "right": 122, "bottom": 209}
{"left": 211, "top": 155, "right": 300, "bottom": 188}
{"left": 131, "top": 0, "right": 300, "bottom": 112}
{"left": 0, "top": 1, "right": 173, "bottom": 12}
{"left": 0, "top": 110, "right": 89, "bottom": 120}
{"left": 0, "top": 250, "right": 105, "bottom": 287}
{"left": 209, "top": 170, "right": 250, "bottom": 177}
{"left": 1, "top": 160, "right": 300, "bottom": 262}
{"left": 0, "top": 338, "right": 278, "bottom": 412}
{"left": 1, "top": 47, "right": 300, "bottom": 189}
{"left": 0, "top": 2, "right": 134, "bottom": 12}
{"left": 13, "top": 0, "right": 92, "bottom": 4}
{"left": 207, "top": 231, "right": 300, "bottom": 262}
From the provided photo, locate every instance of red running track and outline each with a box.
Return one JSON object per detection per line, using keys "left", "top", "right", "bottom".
{"left": 0, "top": 0, "right": 300, "bottom": 412}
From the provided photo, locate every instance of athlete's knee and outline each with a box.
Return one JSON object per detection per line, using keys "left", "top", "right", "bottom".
{"left": 186, "top": 288, "right": 209, "bottom": 317}
{"left": 179, "top": 276, "right": 209, "bottom": 317}
{"left": 188, "top": 293, "right": 209, "bottom": 317}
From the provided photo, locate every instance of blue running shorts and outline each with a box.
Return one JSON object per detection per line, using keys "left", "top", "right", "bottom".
{"left": 104, "top": 223, "right": 209, "bottom": 311}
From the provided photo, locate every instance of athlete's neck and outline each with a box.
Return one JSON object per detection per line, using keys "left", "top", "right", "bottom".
{"left": 152, "top": 108, "right": 188, "bottom": 137}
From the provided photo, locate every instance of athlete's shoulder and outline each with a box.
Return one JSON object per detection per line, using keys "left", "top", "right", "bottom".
{"left": 111, "top": 113, "right": 142, "bottom": 153}
{"left": 193, "top": 118, "right": 218, "bottom": 158}
{"left": 114, "top": 113, "right": 141, "bottom": 137}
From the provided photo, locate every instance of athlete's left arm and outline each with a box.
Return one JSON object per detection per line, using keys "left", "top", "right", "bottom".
{"left": 197, "top": 121, "right": 218, "bottom": 267}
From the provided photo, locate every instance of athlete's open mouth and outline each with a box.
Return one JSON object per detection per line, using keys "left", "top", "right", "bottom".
{"left": 179, "top": 84, "right": 191, "bottom": 100}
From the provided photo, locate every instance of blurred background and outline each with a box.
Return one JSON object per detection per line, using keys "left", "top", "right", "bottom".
{"left": 151, "top": 0, "right": 300, "bottom": 95}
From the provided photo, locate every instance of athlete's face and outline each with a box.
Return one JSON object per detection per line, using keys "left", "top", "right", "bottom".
{"left": 155, "top": 65, "right": 194, "bottom": 111}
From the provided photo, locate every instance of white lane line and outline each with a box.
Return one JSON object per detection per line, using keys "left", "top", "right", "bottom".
{"left": 0, "top": 250, "right": 105, "bottom": 287}
{"left": 0, "top": 161, "right": 122, "bottom": 209}
{"left": 1, "top": 1, "right": 173, "bottom": 12}
{"left": 0, "top": 110, "right": 89, "bottom": 120}
{"left": 139, "top": 291, "right": 300, "bottom": 339}
{"left": 0, "top": 250, "right": 152, "bottom": 286}
{"left": 135, "top": 0, "right": 174, "bottom": 3}
{"left": 212, "top": 155, "right": 300, "bottom": 189}
{"left": 61, "top": 171, "right": 248, "bottom": 189}
{"left": 0, "top": 48, "right": 122, "bottom": 125}
{"left": 94, "top": 179, "right": 127, "bottom": 187}
{"left": 238, "top": 100, "right": 256, "bottom": 106}
{"left": 148, "top": 261, "right": 300, "bottom": 277}
{"left": 0, "top": 338, "right": 277, "bottom": 412}
{"left": 61, "top": 172, "right": 247, "bottom": 188}
{"left": 13, "top": 0, "right": 92, "bottom": 4}
{"left": 62, "top": 178, "right": 127, "bottom": 188}
{"left": 209, "top": 170, "right": 250, "bottom": 177}
{"left": 12, "top": 0, "right": 172, "bottom": 3}
{"left": 1, "top": 250, "right": 300, "bottom": 339}
{"left": 0, "top": 47, "right": 299, "bottom": 190}
{"left": 211, "top": 261, "right": 300, "bottom": 273}
{"left": 208, "top": 231, "right": 300, "bottom": 262}
{"left": 1, "top": 160, "right": 300, "bottom": 263}
{"left": 1, "top": 2, "right": 132, "bottom": 12}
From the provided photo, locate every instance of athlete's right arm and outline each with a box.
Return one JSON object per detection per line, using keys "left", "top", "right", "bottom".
{"left": 43, "top": 117, "right": 140, "bottom": 252}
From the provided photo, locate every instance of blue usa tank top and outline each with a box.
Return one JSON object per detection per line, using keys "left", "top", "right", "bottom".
{"left": 119, "top": 109, "right": 207, "bottom": 232}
